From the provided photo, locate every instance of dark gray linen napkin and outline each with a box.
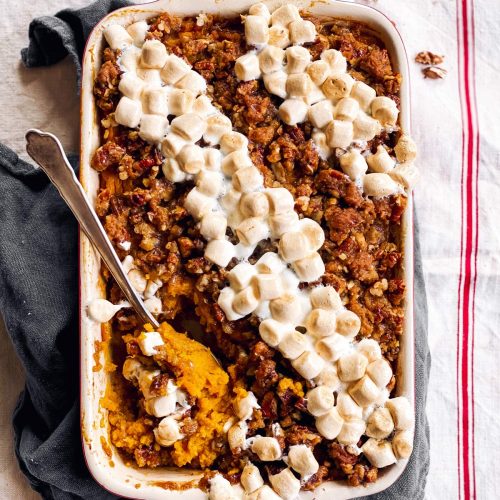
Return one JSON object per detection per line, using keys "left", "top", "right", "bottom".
{"left": 0, "top": 1, "right": 429, "bottom": 498}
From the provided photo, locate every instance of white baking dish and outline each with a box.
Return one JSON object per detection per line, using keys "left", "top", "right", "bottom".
{"left": 79, "top": 1, "right": 415, "bottom": 498}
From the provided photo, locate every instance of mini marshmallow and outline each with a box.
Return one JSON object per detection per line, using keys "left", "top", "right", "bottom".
{"left": 137, "top": 331, "right": 164, "bottom": 356}
{"left": 241, "top": 463, "right": 264, "bottom": 493}
{"left": 337, "top": 419, "right": 366, "bottom": 446}
{"left": 228, "top": 421, "right": 248, "bottom": 451}
{"left": 175, "top": 70, "right": 207, "bottom": 95}
{"left": 160, "top": 54, "right": 191, "bottom": 84}
{"left": 315, "top": 333, "right": 349, "bottom": 362}
{"left": 314, "top": 365, "right": 340, "bottom": 389}
{"left": 184, "top": 187, "right": 215, "bottom": 218}
{"left": 367, "top": 145, "right": 396, "bottom": 173}
{"left": 255, "top": 257, "right": 284, "bottom": 280}
{"left": 367, "top": 359, "right": 393, "bottom": 388}
{"left": 136, "top": 67, "right": 162, "bottom": 86}
{"left": 154, "top": 416, "right": 184, "bottom": 446}
{"left": 392, "top": 430, "right": 414, "bottom": 459}
{"left": 259, "top": 318, "right": 290, "bottom": 347}
{"left": 104, "top": 24, "right": 133, "bottom": 50}
{"left": 306, "top": 308, "right": 336, "bottom": 338}
{"left": 251, "top": 436, "right": 282, "bottom": 461}
{"left": 127, "top": 20, "right": 149, "bottom": 47}
{"left": 336, "top": 310, "right": 361, "bottom": 338}
{"left": 320, "top": 49, "right": 347, "bottom": 77}
{"left": 366, "top": 407, "right": 395, "bottom": 439}
{"left": 140, "top": 40, "right": 168, "bottom": 69}
{"left": 200, "top": 213, "right": 227, "bottom": 240}
{"left": 249, "top": 2, "right": 271, "bottom": 23}
{"left": 235, "top": 53, "right": 262, "bottom": 81}
{"left": 325, "top": 119, "right": 354, "bottom": 149}
{"left": 217, "top": 287, "right": 244, "bottom": 321}
{"left": 363, "top": 173, "right": 400, "bottom": 197}
{"left": 254, "top": 274, "right": 283, "bottom": 300}
{"left": 353, "top": 112, "right": 382, "bottom": 141}
{"left": 203, "top": 114, "right": 233, "bottom": 145}
{"left": 233, "top": 286, "right": 259, "bottom": 315}
{"left": 286, "top": 73, "right": 314, "bottom": 98}
{"left": 350, "top": 81, "right": 376, "bottom": 111}
{"left": 128, "top": 268, "right": 147, "bottom": 293}
{"left": 289, "top": 19, "right": 316, "bottom": 45}
{"left": 115, "top": 96, "right": 142, "bottom": 128}
{"left": 221, "top": 150, "right": 253, "bottom": 176}
{"left": 322, "top": 74, "right": 354, "bottom": 101}
{"left": 278, "top": 330, "right": 308, "bottom": 360}
{"left": 394, "top": 134, "right": 417, "bottom": 163}
{"left": 362, "top": 439, "right": 397, "bottom": 468}
{"left": 145, "top": 393, "right": 177, "bottom": 418}
{"left": 303, "top": 85, "right": 326, "bottom": 106}
{"left": 245, "top": 15, "right": 270, "bottom": 46}
{"left": 389, "top": 162, "right": 419, "bottom": 191}
{"left": 138, "top": 369, "right": 161, "bottom": 397}
{"left": 338, "top": 352, "right": 368, "bottom": 382}
{"left": 168, "top": 88, "right": 195, "bottom": 116}
{"left": 278, "top": 99, "right": 308, "bottom": 125}
{"left": 142, "top": 87, "right": 169, "bottom": 116}
{"left": 265, "top": 188, "right": 295, "bottom": 214}
{"left": 315, "top": 407, "right": 344, "bottom": 440}
{"left": 246, "top": 486, "right": 282, "bottom": 500}
{"left": 220, "top": 189, "right": 241, "bottom": 213}
{"left": 336, "top": 393, "right": 363, "bottom": 420}
{"left": 161, "top": 132, "right": 187, "bottom": 157}
{"left": 308, "top": 100, "right": 334, "bottom": 129}
{"left": 177, "top": 144, "right": 205, "bottom": 174}
{"left": 268, "top": 25, "right": 291, "bottom": 49}
{"left": 232, "top": 166, "right": 263, "bottom": 193}
{"left": 310, "top": 286, "right": 342, "bottom": 311}
{"left": 263, "top": 70, "right": 288, "bottom": 98}
{"left": 236, "top": 216, "right": 269, "bottom": 246}
{"left": 259, "top": 45, "right": 285, "bottom": 74}
{"left": 204, "top": 147, "right": 223, "bottom": 171}
{"left": 357, "top": 338, "right": 382, "bottom": 362}
{"left": 236, "top": 391, "right": 260, "bottom": 420}
{"left": 220, "top": 132, "right": 249, "bottom": 154}
{"left": 340, "top": 150, "right": 368, "bottom": 180}
{"left": 208, "top": 476, "right": 237, "bottom": 500}
{"left": 196, "top": 170, "right": 224, "bottom": 197}
{"left": 385, "top": 397, "right": 414, "bottom": 430}
{"left": 271, "top": 4, "right": 301, "bottom": 27}
{"left": 335, "top": 97, "right": 360, "bottom": 122}
{"left": 269, "top": 294, "right": 303, "bottom": 324}
{"left": 292, "top": 252, "right": 325, "bottom": 282}
{"left": 306, "top": 386, "right": 335, "bottom": 416}
{"left": 269, "top": 469, "right": 300, "bottom": 500}
{"left": 120, "top": 46, "right": 140, "bottom": 72}
{"left": 292, "top": 350, "right": 325, "bottom": 379}
{"left": 205, "top": 239, "right": 236, "bottom": 267}
{"left": 171, "top": 113, "right": 207, "bottom": 142}
{"left": 119, "top": 72, "right": 144, "bottom": 100}
{"left": 144, "top": 296, "right": 162, "bottom": 314}
{"left": 288, "top": 444, "right": 319, "bottom": 478}
{"left": 228, "top": 262, "right": 257, "bottom": 291}
{"left": 278, "top": 231, "right": 310, "bottom": 262}
{"left": 371, "top": 96, "right": 399, "bottom": 127}
{"left": 312, "top": 130, "right": 331, "bottom": 159}
{"left": 139, "top": 114, "right": 168, "bottom": 143}
{"left": 192, "top": 95, "right": 216, "bottom": 118}
{"left": 298, "top": 218, "right": 325, "bottom": 251}
{"left": 307, "top": 60, "right": 330, "bottom": 86}
{"left": 269, "top": 211, "right": 299, "bottom": 237}
{"left": 240, "top": 192, "right": 270, "bottom": 218}
{"left": 122, "top": 357, "right": 142, "bottom": 381}
{"left": 285, "top": 46, "right": 311, "bottom": 74}
{"left": 349, "top": 375, "right": 380, "bottom": 407}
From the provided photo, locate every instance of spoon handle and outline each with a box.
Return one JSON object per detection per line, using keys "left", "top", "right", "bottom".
{"left": 25, "top": 129, "right": 159, "bottom": 328}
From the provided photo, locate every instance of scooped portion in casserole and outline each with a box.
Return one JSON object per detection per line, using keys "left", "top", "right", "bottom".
{"left": 90, "top": 2, "right": 417, "bottom": 497}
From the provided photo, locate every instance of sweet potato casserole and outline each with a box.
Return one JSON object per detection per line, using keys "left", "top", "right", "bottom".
{"left": 89, "top": 3, "right": 418, "bottom": 498}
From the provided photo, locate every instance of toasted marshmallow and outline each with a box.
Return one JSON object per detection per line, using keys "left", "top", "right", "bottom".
{"left": 233, "top": 286, "right": 259, "bottom": 315}
{"left": 228, "top": 421, "right": 248, "bottom": 451}
{"left": 205, "top": 239, "right": 236, "bottom": 267}
{"left": 288, "top": 444, "right": 319, "bottom": 478}
{"left": 145, "top": 393, "right": 178, "bottom": 418}
{"left": 366, "top": 407, "right": 395, "bottom": 439}
{"left": 271, "top": 4, "right": 301, "bottom": 27}
{"left": 259, "top": 45, "right": 285, "bottom": 74}
{"left": 192, "top": 95, "right": 216, "bottom": 118}
{"left": 292, "top": 350, "right": 325, "bottom": 379}
{"left": 241, "top": 463, "right": 264, "bottom": 493}
{"left": 184, "top": 187, "right": 215, "bottom": 218}
{"left": 335, "top": 97, "right": 360, "bottom": 122}
{"left": 256, "top": 252, "right": 286, "bottom": 275}
{"left": 259, "top": 318, "right": 290, "bottom": 347}
{"left": 285, "top": 46, "right": 311, "bottom": 74}
{"left": 350, "top": 81, "right": 376, "bottom": 111}
{"left": 144, "top": 296, "right": 162, "bottom": 314}
{"left": 306, "top": 386, "right": 335, "bottom": 416}
{"left": 385, "top": 397, "right": 414, "bottom": 430}
{"left": 338, "top": 352, "right": 368, "bottom": 382}
{"left": 249, "top": 2, "right": 271, "bottom": 22}
{"left": 263, "top": 70, "right": 288, "bottom": 98}
{"left": 240, "top": 192, "right": 270, "bottom": 218}
{"left": 367, "top": 359, "right": 393, "bottom": 388}
{"left": 367, "top": 145, "right": 396, "bottom": 173}
{"left": 138, "top": 369, "right": 161, "bottom": 398}
{"left": 308, "top": 100, "right": 334, "bottom": 129}
{"left": 322, "top": 74, "right": 354, "bottom": 101}
{"left": 208, "top": 476, "right": 237, "bottom": 500}
{"left": 289, "top": 19, "right": 316, "bottom": 45}
{"left": 392, "top": 430, "right": 414, "bottom": 459}
{"left": 315, "top": 407, "right": 344, "bottom": 440}
{"left": 142, "top": 87, "right": 169, "bottom": 116}
{"left": 220, "top": 132, "right": 249, "bottom": 154}
{"left": 115, "top": 96, "right": 142, "bottom": 128}
{"left": 286, "top": 73, "right": 314, "bottom": 98}
{"left": 363, "top": 173, "right": 400, "bottom": 197}
{"left": 265, "top": 188, "right": 295, "bottom": 214}
{"left": 254, "top": 273, "right": 283, "bottom": 301}
{"left": 220, "top": 189, "right": 242, "bottom": 213}
{"left": 278, "top": 99, "right": 308, "bottom": 125}
{"left": 310, "top": 286, "right": 342, "bottom": 311}
{"left": 139, "top": 114, "right": 168, "bottom": 143}
{"left": 204, "top": 147, "right": 223, "bottom": 171}
{"left": 362, "top": 439, "right": 397, "bottom": 468}
{"left": 315, "top": 333, "right": 349, "bottom": 362}
{"left": 353, "top": 112, "right": 382, "bottom": 141}
{"left": 177, "top": 144, "right": 205, "bottom": 174}
{"left": 269, "top": 468, "right": 300, "bottom": 500}
{"left": 251, "top": 436, "right": 282, "bottom": 461}
{"left": 122, "top": 357, "right": 142, "bottom": 381}
{"left": 371, "top": 96, "right": 399, "bottom": 127}
{"left": 269, "top": 211, "right": 299, "bottom": 238}
{"left": 232, "top": 166, "right": 263, "bottom": 193}
{"left": 298, "top": 218, "right": 325, "bottom": 251}
{"left": 325, "top": 119, "right": 354, "bottom": 149}
{"left": 278, "top": 231, "right": 310, "bottom": 262}
{"left": 306, "top": 308, "right": 336, "bottom": 338}
{"left": 389, "top": 162, "right": 419, "bottom": 190}
{"left": 337, "top": 419, "right": 366, "bottom": 445}
{"left": 292, "top": 252, "right": 325, "bottom": 282}
{"left": 314, "top": 365, "right": 340, "bottom": 389}
{"left": 154, "top": 416, "right": 184, "bottom": 446}
{"left": 221, "top": 150, "right": 253, "bottom": 176}
{"left": 119, "top": 72, "right": 144, "bottom": 100}
{"left": 312, "top": 130, "right": 331, "bottom": 159}
{"left": 235, "top": 53, "right": 262, "bottom": 81}
{"left": 175, "top": 70, "right": 207, "bottom": 95}
{"left": 140, "top": 40, "right": 168, "bottom": 69}
{"left": 104, "top": 24, "right": 133, "bottom": 50}
{"left": 171, "top": 113, "right": 207, "bottom": 142}
{"left": 339, "top": 150, "right": 368, "bottom": 180}
{"left": 137, "top": 331, "right": 164, "bottom": 356}
{"left": 320, "top": 49, "right": 347, "bottom": 77}
{"left": 349, "top": 375, "right": 380, "bottom": 407}
{"left": 161, "top": 132, "right": 187, "bottom": 157}
{"left": 303, "top": 85, "right": 327, "bottom": 106}
{"left": 200, "top": 213, "right": 227, "bottom": 240}
{"left": 246, "top": 485, "right": 282, "bottom": 500}
{"left": 217, "top": 287, "right": 244, "bottom": 321}
{"left": 245, "top": 15, "right": 270, "bottom": 46}
{"left": 336, "top": 310, "right": 361, "bottom": 338}
{"left": 307, "top": 60, "right": 330, "bottom": 86}
{"left": 337, "top": 393, "right": 363, "bottom": 420}
{"left": 278, "top": 330, "right": 308, "bottom": 360}
{"left": 227, "top": 263, "right": 256, "bottom": 292}
{"left": 236, "top": 391, "right": 260, "bottom": 420}
{"left": 268, "top": 25, "right": 291, "bottom": 49}
{"left": 269, "top": 294, "right": 302, "bottom": 324}
{"left": 168, "top": 88, "right": 195, "bottom": 116}
{"left": 159, "top": 54, "right": 190, "bottom": 84}
{"left": 357, "top": 338, "right": 382, "bottom": 362}
{"left": 204, "top": 114, "right": 233, "bottom": 145}
{"left": 395, "top": 134, "right": 417, "bottom": 163}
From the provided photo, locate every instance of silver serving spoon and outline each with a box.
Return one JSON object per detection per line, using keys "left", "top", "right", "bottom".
{"left": 25, "top": 129, "right": 159, "bottom": 329}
